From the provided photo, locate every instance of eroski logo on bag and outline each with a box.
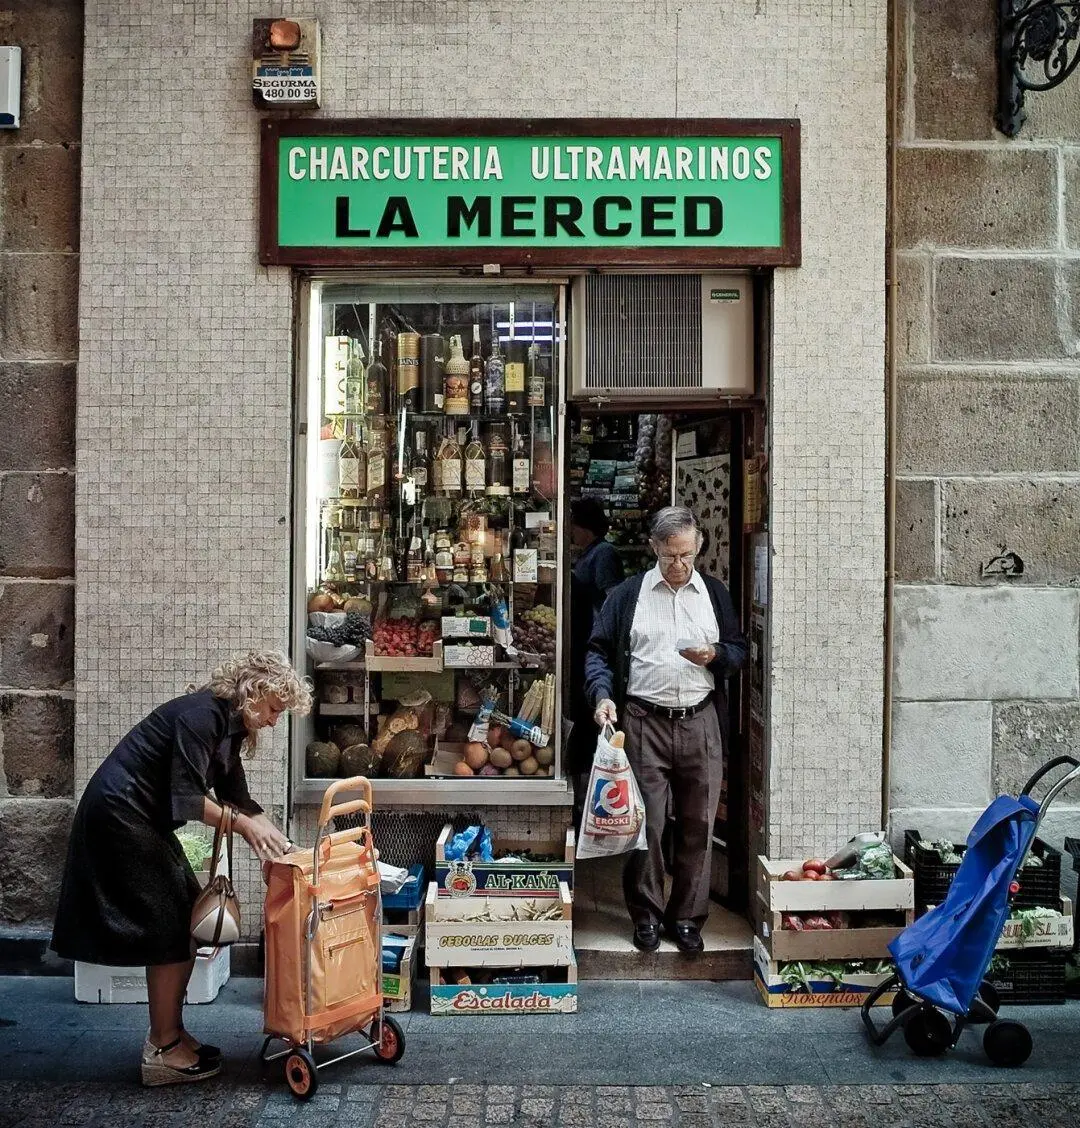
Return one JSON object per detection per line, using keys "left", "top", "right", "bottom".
{"left": 591, "top": 777, "right": 632, "bottom": 828}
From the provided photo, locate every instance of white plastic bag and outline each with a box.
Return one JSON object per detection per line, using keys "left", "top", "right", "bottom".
{"left": 576, "top": 724, "right": 648, "bottom": 859}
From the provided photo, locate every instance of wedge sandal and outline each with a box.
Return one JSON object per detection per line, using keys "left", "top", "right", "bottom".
{"left": 140, "top": 1036, "right": 221, "bottom": 1087}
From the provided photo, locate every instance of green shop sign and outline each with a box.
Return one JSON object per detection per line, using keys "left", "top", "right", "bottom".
{"left": 260, "top": 119, "right": 800, "bottom": 268}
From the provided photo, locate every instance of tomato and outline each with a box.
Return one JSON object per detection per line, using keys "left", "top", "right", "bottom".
{"left": 781, "top": 869, "right": 803, "bottom": 882}
{"left": 801, "top": 870, "right": 820, "bottom": 880}
{"left": 802, "top": 859, "right": 828, "bottom": 875}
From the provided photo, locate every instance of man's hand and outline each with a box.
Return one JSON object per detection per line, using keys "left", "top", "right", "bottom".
{"left": 594, "top": 698, "right": 618, "bottom": 727}
{"left": 679, "top": 644, "right": 716, "bottom": 667}
{"left": 236, "top": 811, "right": 291, "bottom": 863}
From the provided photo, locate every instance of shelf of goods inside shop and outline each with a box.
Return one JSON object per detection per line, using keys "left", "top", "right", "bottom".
{"left": 905, "top": 830, "right": 1063, "bottom": 913}
{"left": 756, "top": 855, "right": 915, "bottom": 963}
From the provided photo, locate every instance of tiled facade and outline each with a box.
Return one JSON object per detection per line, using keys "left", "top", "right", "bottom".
{"left": 76, "top": 0, "right": 887, "bottom": 927}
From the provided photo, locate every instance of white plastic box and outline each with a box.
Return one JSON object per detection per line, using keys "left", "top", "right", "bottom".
{"left": 74, "top": 946, "right": 230, "bottom": 1004}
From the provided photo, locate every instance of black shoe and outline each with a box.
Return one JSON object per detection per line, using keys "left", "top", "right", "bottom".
{"left": 632, "top": 922, "right": 661, "bottom": 952}
{"left": 665, "top": 922, "right": 704, "bottom": 955}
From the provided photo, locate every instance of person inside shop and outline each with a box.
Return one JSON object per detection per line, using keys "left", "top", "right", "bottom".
{"left": 51, "top": 650, "right": 312, "bottom": 1087}
{"left": 566, "top": 497, "right": 624, "bottom": 817}
{"left": 585, "top": 506, "right": 746, "bottom": 955}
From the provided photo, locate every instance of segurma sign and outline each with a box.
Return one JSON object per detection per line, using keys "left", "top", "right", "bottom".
{"left": 276, "top": 135, "right": 785, "bottom": 249}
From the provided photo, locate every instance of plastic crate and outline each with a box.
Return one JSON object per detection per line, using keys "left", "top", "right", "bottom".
{"left": 985, "top": 949, "right": 1068, "bottom": 1005}
{"left": 904, "top": 829, "right": 1062, "bottom": 911}
{"left": 382, "top": 864, "right": 426, "bottom": 911}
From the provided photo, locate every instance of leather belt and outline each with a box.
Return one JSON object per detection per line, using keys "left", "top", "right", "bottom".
{"left": 627, "top": 695, "right": 713, "bottom": 721}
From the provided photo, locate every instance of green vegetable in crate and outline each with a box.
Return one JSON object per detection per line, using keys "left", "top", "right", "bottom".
{"left": 382, "top": 730, "right": 426, "bottom": 778}
{"left": 305, "top": 740, "right": 341, "bottom": 778}
{"left": 340, "top": 742, "right": 380, "bottom": 778}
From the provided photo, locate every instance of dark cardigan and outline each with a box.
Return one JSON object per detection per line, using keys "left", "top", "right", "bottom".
{"left": 583, "top": 570, "right": 748, "bottom": 738}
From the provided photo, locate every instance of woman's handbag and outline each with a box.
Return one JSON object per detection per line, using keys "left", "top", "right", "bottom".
{"left": 190, "top": 804, "right": 241, "bottom": 946}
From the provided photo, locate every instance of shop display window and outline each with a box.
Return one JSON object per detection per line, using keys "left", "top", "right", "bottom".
{"left": 295, "top": 281, "right": 567, "bottom": 800}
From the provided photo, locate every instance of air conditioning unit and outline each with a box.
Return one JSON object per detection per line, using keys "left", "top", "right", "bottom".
{"left": 570, "top": 273, "right": 754, "bottom": 399}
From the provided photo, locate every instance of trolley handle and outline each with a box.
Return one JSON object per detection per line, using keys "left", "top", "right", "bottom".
{"left": 1020, "top": 755, "right": 1080, "bottom": 797}
{"left": 318, "top": 776, "right": 373, "bottom": 827}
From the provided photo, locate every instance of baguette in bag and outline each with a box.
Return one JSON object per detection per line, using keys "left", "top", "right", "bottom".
{"left": 577, "top": 725, "right": 647, "bottom": 859}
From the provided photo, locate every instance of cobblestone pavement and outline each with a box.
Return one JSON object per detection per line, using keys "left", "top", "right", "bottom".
{"left": 2, "top": 1080, "right": 1080, "bottom": 1128}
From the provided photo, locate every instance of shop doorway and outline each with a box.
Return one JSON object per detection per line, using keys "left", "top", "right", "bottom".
{"left": 565, "top": 403, "right": 766, "bottom": 975}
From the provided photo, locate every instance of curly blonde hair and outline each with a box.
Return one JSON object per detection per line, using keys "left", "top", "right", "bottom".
{"left": 204, "top": 649, "right": 313, "bottom": 749}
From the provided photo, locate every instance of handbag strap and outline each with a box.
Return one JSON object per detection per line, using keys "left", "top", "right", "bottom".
{"left": 209, "top": 803, "right": 234, "bottom": 881}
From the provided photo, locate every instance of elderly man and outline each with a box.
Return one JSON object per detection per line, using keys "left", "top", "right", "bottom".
{"left": 585, "top": 506, "right": 747, "bottom": 954}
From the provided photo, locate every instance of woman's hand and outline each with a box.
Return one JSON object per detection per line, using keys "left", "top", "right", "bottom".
{"left": 236, "top": 812, "right": 291, "bottom": 863}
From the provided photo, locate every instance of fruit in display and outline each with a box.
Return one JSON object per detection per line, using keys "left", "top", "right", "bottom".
{"left": 519, "top": 756, "right": 539, "bottom": 776}
{"left": 486, "top": 724, "right": 505, "bottom": 749}
{"left": 308, "top": 591, "right": 335, "bottom": 612}
{"left": 488, "top": 747, "right": 512, "bottom": 769}
{"left": 340, "top": 742, "right": 380, "bottom": 777}
{"left": 453, "top": 760, "right": 475, "bottom": 776}
{"left": 464, "top": 741, "right": 489, "bottom": 770}
{"left": 305, "top": 741, "right": 341, "bottom": 777}
{"left": 514, "top": 605, "right": 557, "bottom": 670}
{"left": 308, "top": 610, "right": 373, "bottom": 646}
{"left": 534, "top": 746, "right": 554, "bottom": 767}
{"left": 510, "top": 739, "right": 532, "bottom": 762}
{"left": 329, "top": 723, "right": 368, "bottom": 752}
{"left": 382, "top": 730, "right": 426, "bottom": 778}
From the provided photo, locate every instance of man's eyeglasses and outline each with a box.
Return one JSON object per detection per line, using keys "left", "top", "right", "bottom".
{"left": 656, "top": 552, "right": 697, "bottom": 565}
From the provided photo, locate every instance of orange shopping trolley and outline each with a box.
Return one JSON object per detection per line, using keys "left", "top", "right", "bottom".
{"left": 260, "top": 777, "right": 405, "bottom": 1099}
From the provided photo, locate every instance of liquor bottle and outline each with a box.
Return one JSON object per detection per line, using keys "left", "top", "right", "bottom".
{"left": 512, "top": 426, "right": 530, "bottom": 495}
{"left": 411, "top": 425, "right": 430, "bottom": 494}
{"left": 435, "top": 423, "right": 462, "bottom": 495}
{"left": 527, "top": 343, "right": 546, "bottom": 408}
{"left": 396, "top": 331, "right": 420, "bottom": 411}
{"left": 342, "top": 534, "right": 358, "bottom": 584}
{"left": 406, "top": 533, "right": 424, "bottom": 582}
{"left": 469, "top": 324, "right": 485, "bottom": 413}
{"left": 434, "top": 528, "right": 453, "bottom": 584}
{"left": 366, "top": 418, "right": 387, "bottom": 508}
{"left": 485, "top": 421, "right": 510, "bottom": 497}
{"left": 443, "top": 335, "right": 470, "bottom": 415}
{"left": 325, "top": 528, "right": 346, "bottom": 583}
{"left": 532, "top": 418, "right": 555, "bottom": 497}
{"left": 338, "top": 424, "right": 362, "bottom": 500}
{"left": 381, "top": 325, "right": 398, "bottom": 415}
{"left": 484, "top": 334, "right": 505, "bottom": 415}
{"left": 464, "top": 423, "right": 486, "bottom": 495}
{"left": 504, "top": 340, "right": 526, "bottom": 413}
{"left": 344, "top": 340, "right": 365, "bottom": 416}
{"left": 360, "top": 525, "right": 378, "bottom": 581}
{"left": 365, "top": 346, "right": 388, "bottom": 417}
{"left": 419, "top": 333, "right": 445, "bottom": 413}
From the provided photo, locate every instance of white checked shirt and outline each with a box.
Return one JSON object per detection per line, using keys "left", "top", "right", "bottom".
{"left": 626, "top": 565, "right": 720, "bottom": 708}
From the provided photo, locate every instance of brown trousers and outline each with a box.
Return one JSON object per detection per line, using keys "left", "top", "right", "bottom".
{"left": 621, "top": 699, "right": 723, "bottom": 928}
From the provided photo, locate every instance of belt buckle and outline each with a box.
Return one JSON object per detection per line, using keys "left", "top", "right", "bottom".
{"left": 670, "top": 705, "right": 688, "bottom": 719}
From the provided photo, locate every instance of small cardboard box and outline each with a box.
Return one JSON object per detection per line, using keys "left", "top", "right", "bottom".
{"left": 429, "top": 957, "right": 578, "bottom": 1016}
{"left": 435, "top": 824, "right": 575, "bottom": 898}
{"left": 75, "top": 946, "right": 230, "bottom": 1005}
{"left": 442, "top": 643, "right": 495, "bottom": 668}
{"left": 425, "top": 881, "right": 574, "bottom": 968}
{"left": 441, "top": 615, "right": 491, "bottom": 639}
{"left": 382, "top": 934, "right": 417, "bottom": 1012}
{"left": 752, "top": 937, "right": 895, "bottom": 1009}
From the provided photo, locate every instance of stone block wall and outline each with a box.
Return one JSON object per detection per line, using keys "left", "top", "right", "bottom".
{"left": 0, "top": 0, "right": 81, "bottom": 930}
{"left": 890, "top": 1, "right": 1080, "bottom": 860}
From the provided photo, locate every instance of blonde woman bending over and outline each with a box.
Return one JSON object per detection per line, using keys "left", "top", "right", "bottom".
{"left": 51, "top": 650, "right": 312, "bottom": 1086}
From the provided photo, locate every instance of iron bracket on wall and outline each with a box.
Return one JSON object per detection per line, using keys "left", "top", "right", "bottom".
{"left": 998, "top": 1, "right": 1080, "bottom": 135}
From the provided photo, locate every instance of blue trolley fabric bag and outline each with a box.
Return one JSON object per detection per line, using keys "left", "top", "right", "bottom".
{"left": 888, "top": 794, "right": 1039, "bottom": 1016}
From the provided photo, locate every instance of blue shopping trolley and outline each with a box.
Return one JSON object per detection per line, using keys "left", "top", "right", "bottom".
{"left": 862, "top": 755, "right": 1080, "bottom": 1067}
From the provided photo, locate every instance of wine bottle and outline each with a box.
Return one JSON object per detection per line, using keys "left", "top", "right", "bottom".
{"left": 512, "top": 426, "right": 530, "bottom": 494}
{"left": 366, "top": 346, "right": 388, "bottom": 417}
{"left": 484, "top": 335, "right": 505, "bottom": 415}
{"left": 485, "top": 421, "right": 511, "bottom": 497}
{"left": 527, "top": 343, "right": 546, "bottom": 408}
{"left": 464, "top": 423, "right": 486, "bottom": 495}
{"left": 338, "top": 424, "right": 361, "bottom": 500}
{"left": 325, "top": 528, "right": 346, "bottom": 583}
{"left": 504, "top": 340, "right": 526, "bottom": 413}
{"left": 344, "top": 340, "right": 365, "bottom": 416}
{"left": 436, "top": 423, "right": 462, "bottom": 495}
{"left": 469, "top": 324, "right": 484, "bottom": 413}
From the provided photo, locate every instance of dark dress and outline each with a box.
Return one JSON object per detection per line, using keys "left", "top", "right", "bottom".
{"left": 51, "top": 690, "right": 263, "bottom": 967}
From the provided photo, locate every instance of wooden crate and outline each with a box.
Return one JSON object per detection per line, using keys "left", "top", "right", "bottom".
{"left": 926, "top": 896, "right": 1074, "bottom": 952}
{"left": 425, "top": 881, "right": 573, "bottom": 968}
{"left": 435, "top": 824, "right": 575, "bottom": 898}
{"left": 753, "top": 937, "right": 896, "bottom": 1009}
{"left": 757, "top": 894, "right": 913, "bottom": 962}
{"left": 757, "top": 855, "right": 914, "bottom": 913}
{"left": 382, "top": 934, "right": 417, "bottom": 1013}
{"left": 429, "top": 957, "right": 578, "bottom": 1016}
{"left": 365, "top": 639, "right": 443, "bottom": 673}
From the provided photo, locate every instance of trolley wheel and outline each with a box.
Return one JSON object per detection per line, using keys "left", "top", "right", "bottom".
{"left": 983, "top": 1019, "right": 1033, "bottom": 1068}
{"left": 371, "top": 1014, "right": 405, "bottom": 1064}
{"left": 902, "top": 1006, "right": 953, "bottom": 1057}
{"left": 978, "top": 981, "right": 1001, "bottom": 1014}
{"left": 891, "top": 989, "right": 918, "bottom": 1018}
{"left": 284, "top": 1047, "right": 318, "bottom": 1100}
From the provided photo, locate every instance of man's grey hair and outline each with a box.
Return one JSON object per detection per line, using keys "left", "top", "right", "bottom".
{"left": 648, "top": 506, "right": 703, "bottom": 546}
